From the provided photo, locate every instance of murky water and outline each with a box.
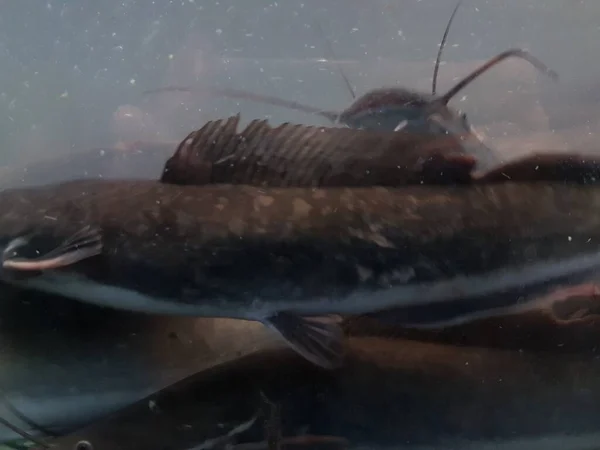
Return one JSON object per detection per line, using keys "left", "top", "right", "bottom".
{"left": 0, "top": 1, "right": 599, "bottom": 162}
{"left": 0, "top": 1, "right": 600, "bottom": 448}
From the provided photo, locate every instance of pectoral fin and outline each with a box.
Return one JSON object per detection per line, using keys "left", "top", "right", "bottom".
{"left": 2, "top": 225, "right": 102, "bottom": 271}
{"left": 265, "top": 313, "right": 344, "bottom": 370}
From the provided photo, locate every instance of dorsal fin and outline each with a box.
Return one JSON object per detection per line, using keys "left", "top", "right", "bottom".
{"left": 159, "top": 116, "right": 477, "bottom": 187}
{"left": 161, "top": 114, "right": 244, "bottom": 184}
{"left": 436, "top": 48, "right": 559, "bottom": 106}
{"left": 432, "top": 0, "right": 463, "bottom": 95}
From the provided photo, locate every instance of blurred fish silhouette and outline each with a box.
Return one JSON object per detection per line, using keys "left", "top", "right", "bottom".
{"left": 144, "top": 0, "right": 558, "bottom": 169}
{"left": 160, "top": 114, "right": 477, "bottom": 186}
{"left": 40, "top": 326, "right": 600, "bottom": 450}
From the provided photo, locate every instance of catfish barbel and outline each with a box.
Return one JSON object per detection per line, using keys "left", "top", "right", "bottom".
{"left": 0, "top": 180, "right": 599, "bottom": 369}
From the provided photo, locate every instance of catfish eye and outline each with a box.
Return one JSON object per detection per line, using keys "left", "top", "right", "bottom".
{"left": 427, "top": 113, "right": 450, "bottom": 135}
{"left": 2, "top": 236, "right": 29, "bottom": 261}
{"left": 74, "top": 440, "right": 93, "bottom": 450}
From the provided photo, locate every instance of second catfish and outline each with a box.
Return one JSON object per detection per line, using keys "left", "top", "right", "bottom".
{"left": 0, "top": 174, "right": 600, "bottom": 369}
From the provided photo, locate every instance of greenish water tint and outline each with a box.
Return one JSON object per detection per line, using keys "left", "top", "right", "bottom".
{"left": 0, "top": 439, "right": 34, "bottom": 450}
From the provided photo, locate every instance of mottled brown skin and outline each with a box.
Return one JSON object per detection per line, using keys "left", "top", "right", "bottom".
{"left": 43, "top": 332, "right": 600, "bottom": 450}
{"left": 3, "top": 180, "right": 600, "bottom": 316}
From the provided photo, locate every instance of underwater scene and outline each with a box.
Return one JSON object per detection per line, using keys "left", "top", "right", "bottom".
{"left": 0, "top": 1, "right": 600, "bottom": 449}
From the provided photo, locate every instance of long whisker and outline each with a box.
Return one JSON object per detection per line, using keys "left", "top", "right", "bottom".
{"left": 432, "top": 0, "right": 463, "bottom": 95}
{"left": 142, "top": 86, "right": 339, "bottom": 122}
{"left": 438, "top": 48, "right": 559, "bottom": 105}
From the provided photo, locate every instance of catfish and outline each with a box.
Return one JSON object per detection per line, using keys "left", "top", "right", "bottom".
{"left": 158, "top": 126, "right": 600, "bottom": 340}
{"left": 2, "top": 181, "right": 600, "bottom": 369}
{"left": 37, "top": 332, "right": 600, "bottom": 450}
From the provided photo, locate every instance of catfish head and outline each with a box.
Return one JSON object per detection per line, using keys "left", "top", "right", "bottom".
{"left": 0, "top": 223, "right": 102, "bottom": 285}
{"left": 334, "top": 48, "right": 558, "bottom": 169}
{"left": 0, "top": 183, "right": 105, "bottom": 286}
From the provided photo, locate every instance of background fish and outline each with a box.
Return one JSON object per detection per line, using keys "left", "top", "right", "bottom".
{"left": 4, "top": 116, "right": 600, "bottom": 195}
{"left": 160, "top": 114, "right": 476, "bottom": 187}
{"left": 40, "top": 331, "right": 600, "bottom": 450}
{"left": 2, "top": 181, "right": 600, "bottom": 369}
{"left": 144, "top": 48, "right": 557, "bottom": 173}
{"left": 344, "top": 282, "right": 600, "bottom": 352}
{"left": 143, "top": 1, "right": 559, "bottom": 171}
{"left": 160, "top": 116, "right": 600, "bottom": 187}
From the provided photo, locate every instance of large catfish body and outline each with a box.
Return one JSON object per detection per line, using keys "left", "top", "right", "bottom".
{"left": 2, "top": 180, "right": 600, "bottom": 367}
{"left": 43, "top": 335, "right": 600, "bottom": 450}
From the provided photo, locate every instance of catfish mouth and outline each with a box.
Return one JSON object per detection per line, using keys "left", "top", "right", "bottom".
{"left": 426, "top": 108, "right": 497, "bottom": 168}
{"left": 0, "top": 226, "right": 104, "bottom": 286}
{"left": 0, "top": 236, "right": 34, "bottom": 281}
